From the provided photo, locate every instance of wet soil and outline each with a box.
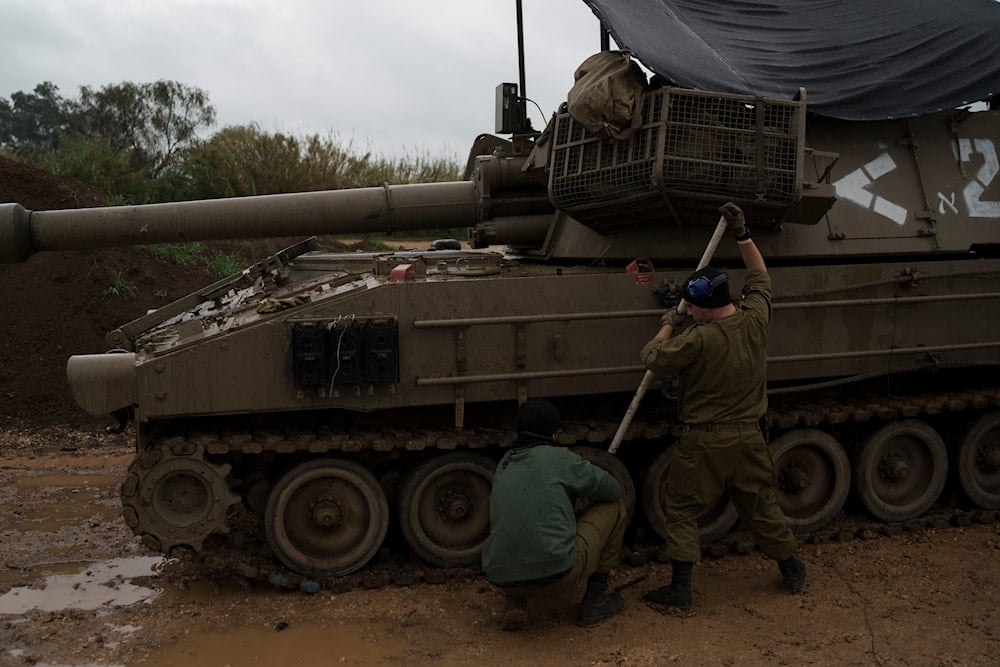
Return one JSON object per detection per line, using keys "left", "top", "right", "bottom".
{"left": 1, "top": 425, "right": 999, "bottom": 666}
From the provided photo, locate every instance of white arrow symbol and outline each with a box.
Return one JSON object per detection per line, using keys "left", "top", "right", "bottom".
{"left": 833, "top": 152, "right": 908, "bottom": 225}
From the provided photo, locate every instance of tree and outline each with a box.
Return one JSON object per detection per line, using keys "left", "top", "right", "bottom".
{"left": 75, "top": 80, "right": 216, "bottom": 178}
{"left": 0, "top": 82, "right": 73, "bottom": 156}
{"left": 180, "top": 124, "right": 365, "bottom": 198}
{"left": 180, "top": 123, "right": 461, "bottom": 200}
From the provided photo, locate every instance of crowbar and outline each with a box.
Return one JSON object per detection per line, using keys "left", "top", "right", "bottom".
{"left": 608, "top": 216, "right": 729, "bottom": 454}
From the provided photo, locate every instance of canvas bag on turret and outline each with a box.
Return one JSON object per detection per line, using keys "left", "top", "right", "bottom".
{"left": 566, "top": 51, "right": 648, "bottom": 140}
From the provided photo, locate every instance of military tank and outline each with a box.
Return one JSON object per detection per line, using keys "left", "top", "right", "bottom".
{"left": 2, "top": 4, "right": 1000, "bottom": 589}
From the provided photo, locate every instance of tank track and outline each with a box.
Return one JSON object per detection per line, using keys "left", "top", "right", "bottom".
{"left": 191, "top": 506, "right": 999, "bottom": 594}
{"left": 127, "top": 383, "right": 1000, "bottom": 593}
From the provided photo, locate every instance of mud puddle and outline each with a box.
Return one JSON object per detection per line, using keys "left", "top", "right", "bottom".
{"left": 14, "top": 472, "right": 122, "bottom": 489}
{"left": 1, "top": 466, "right": 161, "bottom": 617}
{"left": 2, "top": 471, "right": 121, "bottom": 528}
{"left": 135, "top": 619, "right": 415, "bottom": 665}
{"left": 0, "top": 556, "right": 165, "bottom": 614}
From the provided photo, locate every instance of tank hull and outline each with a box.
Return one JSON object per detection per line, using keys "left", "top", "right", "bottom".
{"left": 72, "top": 251, "right": 999, "bottom": 422}
{"left": 63, "top": 243, "right": 1000, "bottom": 583}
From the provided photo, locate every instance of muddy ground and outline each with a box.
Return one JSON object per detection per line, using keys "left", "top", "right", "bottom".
{"left": 0, "top": 425, "right": 998, "bottom": 666}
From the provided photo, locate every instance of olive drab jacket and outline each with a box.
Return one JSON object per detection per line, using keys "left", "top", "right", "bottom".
{"left": 640, "top": 270, "right": 772, "bottom": 423}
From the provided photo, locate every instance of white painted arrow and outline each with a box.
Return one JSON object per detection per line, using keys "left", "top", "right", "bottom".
{"left": 833, "top": 152, "right": 908, "bottom": 225}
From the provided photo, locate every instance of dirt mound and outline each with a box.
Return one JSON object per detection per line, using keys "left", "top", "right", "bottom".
{"left": 0, "top": 157, "right": 225, "bottom": 429}
{"left": 0, "top": 154, "right": 109, "bottom": 211}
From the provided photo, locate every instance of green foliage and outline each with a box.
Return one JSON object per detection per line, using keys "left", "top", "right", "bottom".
{"left": 103, "top": 271, "right": 138, "bottom": 299}
{"left": 202, "top": 249, "right": 245, "bottom": 278}
{"left": 360, "top": 150, "right": 462, "bottom": 185}
{"left": 0, "top": 82, "right": 73, "bottom": 157}
{"left": 3, "top": 80, "right": 462, "bottom": 208}
{"left": 139, "top": 242, "right": 205, "bottom": 265}
{"left": 139, "top": 242, "right": 244, "bottom": 278}
{"left": 2, "top": 80, "right": 215, "bottom": 184}
{"left": 180, "top": 124, "right": 353, "bottom": 197}
{"left": 75, "top": 80, "right": 216, "bottom": 179}
{"left": 248, "top": 246, "right": 269, "bottom": 263}
{"left": 180, "top": 124, "right": 461, "bottom": 199}
{"left": 32, "top": 134, "right": 148, "bottom": 203}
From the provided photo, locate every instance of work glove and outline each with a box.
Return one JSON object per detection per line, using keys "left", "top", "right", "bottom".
{"left": 719, "top": 202, "right": 747, "bottom": 237}
{"left": 256, "top": 295, "right": 307, "bottom": 313}
{"left": 660, "top": 306, "right": 690, "bottom": 330}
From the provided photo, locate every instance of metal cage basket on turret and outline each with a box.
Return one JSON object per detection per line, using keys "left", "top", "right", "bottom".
{"left": 548, "top": 86, "right": 808, "bottom": 233}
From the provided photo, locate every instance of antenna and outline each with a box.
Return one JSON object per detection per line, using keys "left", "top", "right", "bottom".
{"left": 496, "top": 0, "right": 533, "bottom": 134}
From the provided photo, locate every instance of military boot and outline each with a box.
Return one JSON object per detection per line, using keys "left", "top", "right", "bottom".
{"left": 500, "top": 594, "right": 528, "bottom": 631}
{"left": 778, "top": 556, "right": 806, "bottom": 593}
{"left": 642, "top": 560, "right": 693, "bottom": 614}
{"left": 577, "top": 572, "right": 624, "bottom": 627}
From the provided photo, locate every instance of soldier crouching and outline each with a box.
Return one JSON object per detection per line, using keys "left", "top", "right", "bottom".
{"left": 481, "top": 398, "right": 628, "bottom": 630}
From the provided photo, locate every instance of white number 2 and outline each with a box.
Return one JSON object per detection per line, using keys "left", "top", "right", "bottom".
{"left": 955, "top": 138, "right": 1000, "bottom": 218}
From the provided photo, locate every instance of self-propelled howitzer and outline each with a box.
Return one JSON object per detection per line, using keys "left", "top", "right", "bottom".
{"left": 2, "top": 82, "right": 999, "bottom": 586}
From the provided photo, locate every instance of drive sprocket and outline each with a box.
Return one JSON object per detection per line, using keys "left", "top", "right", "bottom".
{"left": 120, "top": 437, "right": 240, "bottom": 559}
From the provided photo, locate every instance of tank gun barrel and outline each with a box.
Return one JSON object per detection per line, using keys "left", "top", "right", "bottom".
{"left": 1, "top": 180, "right": 488, "bottom": 263}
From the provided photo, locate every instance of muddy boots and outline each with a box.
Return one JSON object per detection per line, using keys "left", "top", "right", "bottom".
{"left": 500, "top": 594, "right": 528, "bottom": 631}
{"left": 642, "top": 560, "right": 693, "bottom": 614}
{"left": 778, "top": 555, "right": 806, "bottom": 593}
{"left": 577, "top": 572, "right": 625, "bottom": 627}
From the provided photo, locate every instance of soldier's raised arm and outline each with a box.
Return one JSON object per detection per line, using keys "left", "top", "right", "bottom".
{"left": 720, "top": 202, "right": 766, "bottom": 273}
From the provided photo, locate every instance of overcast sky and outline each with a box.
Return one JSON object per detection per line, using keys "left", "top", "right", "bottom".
{"left": 2, "top": 0, "right": 611, "bottom": 161}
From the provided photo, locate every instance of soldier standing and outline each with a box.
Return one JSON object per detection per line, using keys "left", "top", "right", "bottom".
{"left": 639, "top": 202, "right": 806, "bottom": 614}
{"left": 482, "top": 398, "right": 629, "bottom": 629}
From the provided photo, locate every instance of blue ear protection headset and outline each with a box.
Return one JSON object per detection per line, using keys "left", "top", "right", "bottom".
{"left": 684, "top": 272, "right": 729, "bottom": 302}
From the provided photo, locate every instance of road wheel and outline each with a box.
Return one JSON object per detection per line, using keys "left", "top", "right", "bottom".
{"left": 397, "top": 452, "right": 496, "bottom": 568}
{"left": 770, "top": 429, "right": 850, "bottom": 533}
{"left": 957, "top": 412, "right": 1000, "bottom": 509}
{"left": 265, "top": 458, "right": 388, "bottom": 577}
{"left": 852, "top": 420, "right": 947, "bottom": 522}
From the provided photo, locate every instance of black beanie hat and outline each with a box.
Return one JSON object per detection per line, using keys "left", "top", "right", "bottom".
{"left": 516, "top": 398, "right": 562, "bottom": 436}
{"left": 683, "top": 266, "right": 731, "bottom": 308}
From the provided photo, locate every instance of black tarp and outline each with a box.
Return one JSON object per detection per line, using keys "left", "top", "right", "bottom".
{"left": 582, "top": 0, "right": 1000, "bottom": 120}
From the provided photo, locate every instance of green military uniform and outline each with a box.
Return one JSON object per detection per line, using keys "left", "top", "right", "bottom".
{"left": 640, "top": 270, "right": 797, "bottom": 563}
{"left": 482, "top": 440, "right": 627, "bottom": 597}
